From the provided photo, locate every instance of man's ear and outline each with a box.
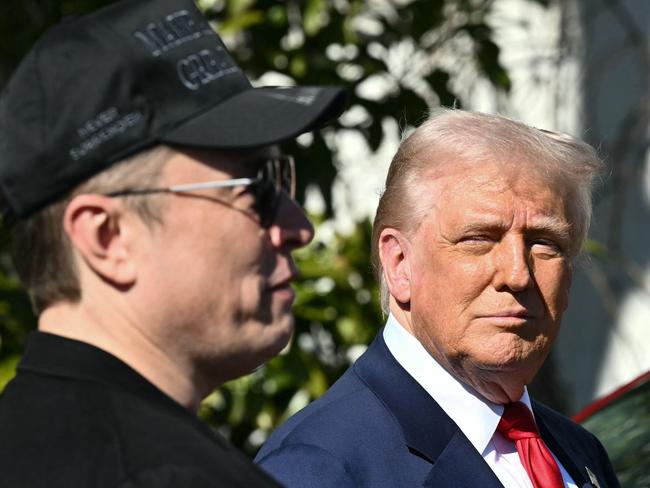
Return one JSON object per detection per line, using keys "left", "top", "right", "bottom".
{"left": 378, "top": 227, "right": 412, "bottom": 305}
{"left": 63, "top": 194, "right": 137, "bottom": 287}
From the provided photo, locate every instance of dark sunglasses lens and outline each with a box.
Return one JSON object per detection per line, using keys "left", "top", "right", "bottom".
{"left": 280, "top": 157, "right": 295, "bottom": 197}
{"left": 254, "top": 156, "right": 295, "bottom": 227}
{"left": 248, "top": 182, "right": 271, "bottom": 226}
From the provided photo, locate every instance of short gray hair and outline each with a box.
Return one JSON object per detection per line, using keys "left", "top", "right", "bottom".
{"left": 371, "top": 109, "right": 605, "bottom": 314}
{"left": 10, "top": 144, "right": 173, "bottom": 313}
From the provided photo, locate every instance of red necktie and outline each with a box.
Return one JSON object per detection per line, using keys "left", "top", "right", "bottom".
{"left": 497, "top": 402, "right": 565, "bottom": 488}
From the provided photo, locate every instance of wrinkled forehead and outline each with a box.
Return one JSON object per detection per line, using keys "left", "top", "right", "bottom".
{"left": 409, "top": 149, "right": 580, "bottom": 228}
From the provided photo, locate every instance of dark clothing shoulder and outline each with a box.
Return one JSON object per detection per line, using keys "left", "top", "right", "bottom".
{"left": 0, "top": 332, "right": 280, "bottom": 488}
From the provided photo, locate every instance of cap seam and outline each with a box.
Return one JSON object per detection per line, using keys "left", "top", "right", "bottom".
{"left": 32, "top": 37, "right": 47, "bottom": 161}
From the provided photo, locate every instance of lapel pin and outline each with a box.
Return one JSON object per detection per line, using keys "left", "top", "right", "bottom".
{"left": 585, "top": 466, "right": 601, "bottom": 488}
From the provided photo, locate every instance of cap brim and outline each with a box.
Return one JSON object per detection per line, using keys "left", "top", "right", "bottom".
{"left": 160, "top": 86, "right": 346, "bottom": 149}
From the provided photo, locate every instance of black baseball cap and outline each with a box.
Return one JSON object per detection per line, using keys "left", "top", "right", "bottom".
{"left": 0, "top": 0, "right": 346, "bottom": 220}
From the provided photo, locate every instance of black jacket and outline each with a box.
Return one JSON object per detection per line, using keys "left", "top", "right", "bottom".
{"left": 0, "top": 332, "right": 281, "bottom": 487}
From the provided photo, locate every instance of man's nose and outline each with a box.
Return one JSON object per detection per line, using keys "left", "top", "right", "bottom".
{"left": 492, "top": 236, "right": 534, "bottom": 292}
{"left": 267, "top": 193, "right": 315, "bottom": 250}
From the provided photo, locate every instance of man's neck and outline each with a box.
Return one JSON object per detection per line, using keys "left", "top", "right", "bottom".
{"left": 39, "top": 301, "right": 205, "bottom": 412}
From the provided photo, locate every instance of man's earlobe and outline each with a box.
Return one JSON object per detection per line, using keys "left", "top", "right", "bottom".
{"left": 378, "top": 228, "right": 412, "bottom": 305}
{"left": 63, "top": 194, "right": 137, "bottom": 287}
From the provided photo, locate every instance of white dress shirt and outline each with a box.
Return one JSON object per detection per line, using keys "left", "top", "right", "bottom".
{"left": 383, "top": 314, "right": 577, "bottom": 488}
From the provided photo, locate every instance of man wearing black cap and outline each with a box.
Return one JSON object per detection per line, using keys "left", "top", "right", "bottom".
{"left": 0, "top": 0, "right": 344, "bottom": 486}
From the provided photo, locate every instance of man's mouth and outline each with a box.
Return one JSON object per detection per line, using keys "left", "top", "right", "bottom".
{"left": 476, "top": 309, "right": 536, "bottom": 326}
{"left": 267, "top": 275, "right": 298, "bottom": 301}
{"left": 490, "top": 309, "right": 534, "bottom": 319}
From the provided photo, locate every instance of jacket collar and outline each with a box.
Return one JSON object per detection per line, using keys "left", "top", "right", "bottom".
{"left": 353, "top": 332, "right": 503, "bottom": 487}
{"left": 354, "top": 332, "right": 597, "bottom": 487}
{"left": 17, "top": 331, "right": 207, "bottom": 429}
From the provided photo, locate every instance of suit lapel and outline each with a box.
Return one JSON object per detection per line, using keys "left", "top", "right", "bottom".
{"left": 354, "top": 333, "right": 503, "bottom": 488}
{"left": 422, "top": 430, "right": 503, "bottom": 487}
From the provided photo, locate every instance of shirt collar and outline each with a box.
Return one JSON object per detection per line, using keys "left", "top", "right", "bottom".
{"left": 383, "top": 314, "right": 532, "bottom": 455}
{"left": 16, "top": 330, "right": 231, "bottom": 448}
{"left": 18, "top": 331, "right": 185, "bottom": 412}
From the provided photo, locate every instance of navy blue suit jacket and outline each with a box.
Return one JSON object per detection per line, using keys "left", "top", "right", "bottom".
{"left": 256, "top": 333, "right": 619, "bottom": 488}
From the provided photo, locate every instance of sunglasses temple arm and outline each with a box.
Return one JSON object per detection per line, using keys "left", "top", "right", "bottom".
{"left": 168, "top": 178, "right": 256, "bottom": 193}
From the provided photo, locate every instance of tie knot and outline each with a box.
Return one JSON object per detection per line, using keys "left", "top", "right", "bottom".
{"left": 497, "top": 402, "right": 540, "bottom": 441}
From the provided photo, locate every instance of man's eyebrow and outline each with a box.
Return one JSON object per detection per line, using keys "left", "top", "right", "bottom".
{"left": 455, "top": 220, "right": 508, "bottom": 234}
{"left": 527, "top": 215, "right": 573, "bottom": 240}
{"left": 455, "top": 215, "right": 573, "bottom": 239}
{"left": 453, "top": 213, "right": 511, "bottom": 233}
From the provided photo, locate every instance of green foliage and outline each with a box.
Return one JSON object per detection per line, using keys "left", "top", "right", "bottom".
{"left": 0, "top": 225, "right": 36, "bottom": 390}
{"left": 0, "top": 356, "right": 21, "bottom": 393}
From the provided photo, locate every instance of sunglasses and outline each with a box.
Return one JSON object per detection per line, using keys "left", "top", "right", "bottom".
{"left": 105, "top": 155, "right": 296, "bottom": 227}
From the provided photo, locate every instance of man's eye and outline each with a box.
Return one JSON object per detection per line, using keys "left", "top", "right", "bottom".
{"left": 460, "top": 235, "right": 492, "bottom": 244}
{"left": 457, "top": 235, "right": 494, "bottom": 253}
{"left": 530, "top": 240, "right": 562, "bottom": 257}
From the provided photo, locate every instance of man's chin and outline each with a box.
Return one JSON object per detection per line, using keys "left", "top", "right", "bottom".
{"left": 262, "top": 315, "right": 295, "bottom": 355}
{"left": 469, "top": 338, "right": 548, "bottom": 372}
